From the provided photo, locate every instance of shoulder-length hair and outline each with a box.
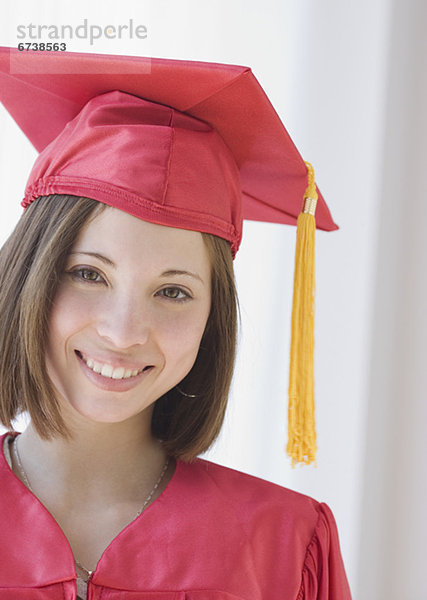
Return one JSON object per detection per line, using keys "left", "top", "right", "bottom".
{"left": 0, "top": 194, "right": 238, "bottom": 461}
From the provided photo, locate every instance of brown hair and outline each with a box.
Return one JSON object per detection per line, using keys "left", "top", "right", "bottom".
{"left": 0, "top": 194, "right": 238, "bottom": 461}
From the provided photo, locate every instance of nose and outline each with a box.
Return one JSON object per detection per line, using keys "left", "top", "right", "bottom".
{"left": 95, "top": 292, "right": 151, "bottom": 350}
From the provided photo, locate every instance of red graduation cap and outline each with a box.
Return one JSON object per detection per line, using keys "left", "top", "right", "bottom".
{"left": 0, "top": 46, "right": 338, "bottom": 464}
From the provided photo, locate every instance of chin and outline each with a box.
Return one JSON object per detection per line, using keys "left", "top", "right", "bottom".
{"left": 59, "top": 392, "right": 155, "bottom": 427}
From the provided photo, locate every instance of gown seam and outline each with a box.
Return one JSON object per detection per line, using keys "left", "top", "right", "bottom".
{"left": 296, "top": 505, "right": 323, "bottom": 600}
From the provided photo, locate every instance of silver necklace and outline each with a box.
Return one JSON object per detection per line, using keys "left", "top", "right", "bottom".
{"left": 12, "top": 435, "right": 169, "bottom": 580}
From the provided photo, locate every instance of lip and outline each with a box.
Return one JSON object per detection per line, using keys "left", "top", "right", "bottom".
{"left": 75, "top": 350, "right": 154, "bottom": 392}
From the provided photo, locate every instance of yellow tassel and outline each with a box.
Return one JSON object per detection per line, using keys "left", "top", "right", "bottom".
{"left": 287, "top": 161, "right": 318, "bottom": 466}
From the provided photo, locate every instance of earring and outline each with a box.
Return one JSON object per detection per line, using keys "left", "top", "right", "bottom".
{"left": 176, "top": 385, "right": 198, "bottom": 398}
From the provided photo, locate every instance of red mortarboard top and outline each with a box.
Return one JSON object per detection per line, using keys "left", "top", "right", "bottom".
{"left": 0, "top": 46, "right": 337, "bottom": 257}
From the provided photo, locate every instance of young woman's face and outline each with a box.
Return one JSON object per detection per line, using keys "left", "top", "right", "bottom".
{"left": 45, "top": 206, "right": 212, "bottom": 425}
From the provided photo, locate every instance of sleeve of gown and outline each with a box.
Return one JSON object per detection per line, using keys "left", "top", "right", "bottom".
{"left": 297, "top": 502, "right": 352, "bottom": 600}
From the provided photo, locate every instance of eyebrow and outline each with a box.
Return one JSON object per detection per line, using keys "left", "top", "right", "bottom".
{"left": 160, "top": 269, "right": 204, "bottom": 283}
{"left": 69, "top": 251, "right": 115, "bottom": 267}
{"left": 69, "top": 252, "right": 204, "bottom": 283}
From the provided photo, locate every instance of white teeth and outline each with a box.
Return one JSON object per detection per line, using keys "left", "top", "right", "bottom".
{"left": 112, "top": 367, "right": 125, "bottom": 380}
{"left": 101, "top": 364, "right": 113, "bottom": 377}
{"left": 80, "top": 353, "right": 145, "bottom": 379}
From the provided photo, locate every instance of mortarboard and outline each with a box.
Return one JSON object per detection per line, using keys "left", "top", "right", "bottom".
{"left": 0, "top": 46, "right": 338, "bottom": 465}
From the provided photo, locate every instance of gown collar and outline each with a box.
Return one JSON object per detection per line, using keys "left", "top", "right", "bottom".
{"left": 0, "top": 431, "right": 184, "bottom": 589}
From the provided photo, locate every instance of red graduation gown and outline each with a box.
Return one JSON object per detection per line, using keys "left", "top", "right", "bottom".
{"left": 0, "top": 432, "right": 352, "bottom": 599}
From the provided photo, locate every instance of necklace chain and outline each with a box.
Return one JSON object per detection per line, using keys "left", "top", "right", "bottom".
{"left": 12, "top": 434, "right": 169, "bottom": 580}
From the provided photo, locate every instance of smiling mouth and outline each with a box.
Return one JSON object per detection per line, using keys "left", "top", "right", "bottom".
{"left": 75, "top": 350, "right": 153, "bottom": 380}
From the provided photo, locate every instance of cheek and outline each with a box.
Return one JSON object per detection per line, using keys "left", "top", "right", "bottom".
{"left": 154, "top": 304, "right": 210, "bottom": 361}
{"left": 46, "top": 287, "right": 98, "bottom": 361}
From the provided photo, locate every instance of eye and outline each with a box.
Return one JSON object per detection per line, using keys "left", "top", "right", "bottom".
{"left": 157, "top": 287, "right": 191, "bottom": 302}
{"left": 68, "top": 268, "right": 105, "bottom": 284}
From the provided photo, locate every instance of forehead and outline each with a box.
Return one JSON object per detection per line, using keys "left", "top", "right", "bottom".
{"left": 73, "top": 206, "right": 211, "bottom": 275}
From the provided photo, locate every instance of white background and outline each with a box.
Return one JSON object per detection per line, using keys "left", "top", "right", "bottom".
{"left": 1, "top": 1, "right": 426, "bottom": 598}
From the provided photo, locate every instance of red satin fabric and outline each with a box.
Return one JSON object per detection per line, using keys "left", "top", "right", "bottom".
{"left": 22, "top": 90, "right": 243, "bottom": 256}
{"left": 0, "top": 432, "right": 351, "bottom": 599}
{"left": 0, "top": 46, "right": 338, "bottom": 259}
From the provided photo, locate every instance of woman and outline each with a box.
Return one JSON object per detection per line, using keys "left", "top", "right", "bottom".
{"left": 0, "top": 47, "right": 351, "bottom": 599}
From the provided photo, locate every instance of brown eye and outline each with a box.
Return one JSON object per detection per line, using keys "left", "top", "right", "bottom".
{"left": 81, "top": 269, "right": 101, "bottom": 281}
{"left": 163, "top": 287, "right": 181, "bottom": 298}
{"left": 158, "top": 287, "right": 191, "bottom": 302}
{"left": 68, "top": 268, "right": 104, "bottom": 284}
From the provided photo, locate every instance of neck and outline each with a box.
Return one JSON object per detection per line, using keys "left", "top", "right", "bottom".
{"left": 16, "top": 411, "right": 169, "bottom": 507}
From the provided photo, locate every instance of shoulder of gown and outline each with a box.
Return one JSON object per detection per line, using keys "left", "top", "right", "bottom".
{"left": 190, "top": 458, "right": 352, "bottom": 599}
{"left": 297, "top": 501, "right": 352, "bottom": 599}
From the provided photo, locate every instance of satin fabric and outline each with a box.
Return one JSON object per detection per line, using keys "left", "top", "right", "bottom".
{"left": 22, "top": 90, "right": 243, "bottom": 256}
{"left": 0, "top": 46, "right": 338, "bottom": 258}
{"left": 0, "top": 432, "right": 351, "bottom": 599}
